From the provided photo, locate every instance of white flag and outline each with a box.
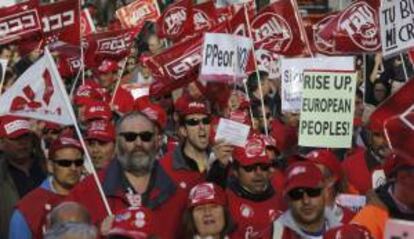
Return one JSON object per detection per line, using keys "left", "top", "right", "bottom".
{"left": 0, "top": 49, "right": 74, "bottom": 125}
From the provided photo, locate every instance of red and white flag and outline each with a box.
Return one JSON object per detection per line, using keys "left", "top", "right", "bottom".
{"left": 0, "top": 49, "right": 74, "bottom": 125}
{"left": 81, "top": 8, "right": 96, "bottom": 36}
{"left": 191, "top": 1, "right": 218, "bottom": 34}
{"left": 156, "top": 0, "right": 193, "bottom": 41}
{"left": 116, "top": 0, "right": 159, "bottom": 28}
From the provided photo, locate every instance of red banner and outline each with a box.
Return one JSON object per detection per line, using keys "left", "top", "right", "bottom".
{"left": 80, "top": 8, "right": 96, "bottom": 36}
{"left": 192, "top": 1, "right": 218, "bottom": 34}
{"left": 156, "top": 0, "right": 193, "bottom": 41}
{"left": 116, "top": 0, "right": 159, "bottom": 28}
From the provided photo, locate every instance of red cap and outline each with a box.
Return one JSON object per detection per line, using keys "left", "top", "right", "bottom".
{"left": 73, "top": 85, "right": 101, "bottom": 106}
{"left": 49, "top": 133, "right": 83, "bottom": 159}
{"left": 135, "top": 97, "right": 167, "bottom": 129}
{"left": 85, "top": 120, "right": 115, "bottom": 142}
{"left": 284, "top": 161, "right": 323, "bottom": 194}
{"left": 0, "top": 116, "right": 32, "bottom": 139}
{"left": 108, "top": 207, "right": 154, "bottom": 239}
{"left": 323, "top": 224, "right": 373, "bottom": 239}
{"left": 233, "top": 135, "right": 271, "bottom": 166}
{"left": 179, "top": 100, "right": 209, "bottom": 117}
{"left": 306, "top": 149, "right": 343, "bottom": 182}
{"left": 96, "top": 59, "right": 118, "bottom": 74}
{"left": 84, "top": 101, "right": 112, "bottom": 122}
{"left": 188, "top": 183, "right": 227, "bottom": 208}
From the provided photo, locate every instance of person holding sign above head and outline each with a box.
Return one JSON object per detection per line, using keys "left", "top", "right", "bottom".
{"left": 272, "top": 162, "right": 341, "bottom": 239}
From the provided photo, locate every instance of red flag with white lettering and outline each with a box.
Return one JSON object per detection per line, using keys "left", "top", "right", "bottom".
{"left": 0, "top": 1, "right": 42, "bottom": 45}
{"left": 250, "top": 0, "right": 307, "bottom": 56}
{"left": 39, "top": 0, "right": 81, "bottom": 46}
{"left": 80, "top": 8, "right": 96, "bottom": 36}
{"left": 55, "top": 44, "right": 81, "bottom": 78}
{"left": 191, "top": 1, "right": 218, "bottom": 34}
{"left": 116, "top": 0, "right": 159, "bottom": 28}
{"left": 156, "top": 0, "right": 193, "bottom": 41}
{"left": 0, "top": 50, "right": 74, "bottom": 125}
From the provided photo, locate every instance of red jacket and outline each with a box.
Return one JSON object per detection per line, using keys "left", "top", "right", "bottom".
{"left": 16, "top": 181, "right": 65, "bottom": 239}
{"left": 68, "top": 159, "right": 187, "bottom": 239}
{"left": 226, "top": 178, "right": 283, "bottom": 239}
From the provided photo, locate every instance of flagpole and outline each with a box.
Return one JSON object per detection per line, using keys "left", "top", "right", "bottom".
{"left": 79, "top": 0, "right": 86, "bottom": 85}
{"left": 400, "top": 53, "right": 409, "bottom": 81}
{"left": 45, "top": 48, "right": 113, "bottom": 216}
{"left": 110, "top": 57, "right": 128, "bottom": 106}
{"left": 291, "top": 0, "right": 314, "bottom": 57}
{"left": 69, "top": 67, "right": 82, "bottom": 100}
{"left": 243, "top": 79, "right": 257, "bottom": 129}
{"left": 243, "top": 5, "right": 269, "bottom": 136}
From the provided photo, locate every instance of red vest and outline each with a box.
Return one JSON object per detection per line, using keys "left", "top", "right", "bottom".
{"left": 227, "top": 189, "right": 283, "bottom": 239}
{"left": 16, "top": 187, "right": 65, "bottom": 239}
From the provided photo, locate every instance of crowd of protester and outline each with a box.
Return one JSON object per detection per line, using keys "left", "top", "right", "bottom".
{"left": 1, "top": 0, "right": 414, "bottom": 239}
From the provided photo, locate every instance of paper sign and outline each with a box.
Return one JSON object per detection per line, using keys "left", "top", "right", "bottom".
{"left": 201, "top": 33, "right": 252, "bottom": 83}
{"left": 299, "top": 70, "right": 357, "bottom": 148}
{"left": 385, "top": 219, "right": 414, "bottom": 239}
{"left": 372, "top": 169, "right": 386, "bottom": 189}
{"left": 281, "top": 57, "right": 354, "bottom": 113}
{"left": 380, "top": 0, "right": 414, "bottom": 58}
{"left": 130, "top": 87, "right": 149, "bottom": 100}
{"left": 336, "top": 194, "right": 366, "bottom": 212}
{"left": 215, "top": 118, "right": 250, "bottom": 147}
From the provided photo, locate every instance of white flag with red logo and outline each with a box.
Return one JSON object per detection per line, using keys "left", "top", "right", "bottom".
{"left": 116, "top": 0, "right": 159, "bottom": 28}
{"left": 0, "top": 49, "right": 74, "bottom": 125}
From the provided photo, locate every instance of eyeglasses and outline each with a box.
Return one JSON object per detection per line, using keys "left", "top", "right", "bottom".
{"left": 241, "top": 163, "right": 271, "bottom": 172}
{"left": 119, "top": 131, "right": 154, "bottom": 142}
{"left": 185, "top": 117, "right": 211, "bottom": 126}
{"left": 51, "top": 159, "right": 84, "bottom": 167}
{"left": 288, "top": 188, "right": 323, "bottom": 201}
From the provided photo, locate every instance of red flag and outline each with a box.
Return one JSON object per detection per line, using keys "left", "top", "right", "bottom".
{"left": 39, "top": 0, "right": 81, "bottom": 46}
{"left": 156, "top": 0, "right": 193, "bottom": 41}
{"left": 116, "top": 0, "right": 159, "bottom": 28}
{"left": 0, "top": 1, "right": 42, "bottom": 45}
{"left": 55, "top": 44, "right": 81, "bottom": 78}
{"left": 307, "top": 12, "right": 337, "bottom": 55}
{"left": 216, "top": 6, "right": 233, "bottom": 24}
{"left": 80, "top": 8, "right": 96, "bottom": 36}
{"left": 250, "top": 0, "right": 307, "bottom": 56}
{"left": 83, "top": 26, "right": 142, "bottom": 67}
{"left": 189, "top": 1, "right": 218, "bottom": 36}
{"left": 409, "top": 49, "right": 414, "bottom": 65}
{"left": 317, "top": 0, "right": 381, "bottom": 54}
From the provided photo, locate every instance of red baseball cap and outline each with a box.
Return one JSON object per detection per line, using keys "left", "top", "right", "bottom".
{"left": 83, "top": 101, "right": 112, "bottom": 122}
{"left": 108, "top": 207, "right": 154, "bottom": 239}
{"left": 284, "top": 161, "right": 323, "bottom": 194}
{"left": 135, "top": 97, "right": 167, "bottom": 129}
{"left": 85, "top": 120, "right": 115, "bottom": 142}
{"left": 179, "top": 100, "right": 209, "bottom": 117}
{"left": 233, "top": 135, "right": 271, "bottom": 166}
{"left": 48, "top": 133, "right": 83, "bottom": 159}
{"left": 306, "top": 149, "right": 343, "bottom": 182}
{"left": 323, "top": 224, "right": 373, "bottom": 239}
{"left": 73, "top": 85, "right": 101, "bottom": 106}
{"left": 96, "top": 59, "right": 118, "bottom": 74}
{"left": 0, "top": 116, "right": 32, "bottom": 139}
{"left": 188, "top": 183, "right": 227, "bottom": 208}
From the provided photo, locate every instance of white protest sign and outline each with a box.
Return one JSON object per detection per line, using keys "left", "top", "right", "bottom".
{"left": 281, "top": 57, "right": 354, "bottom": 113}
{"left": 380, "top": 0, "right": 414, "bottom": 58}
{"left": 214, "top": 118, "right": 250, "bottom": 147}
{"left": 336, "top": 194, "right": 366, "bottom": 212}
{"left": 201, "top": 33, "right": 252, "bottom": 83}
{"left": 299, "top": 70, "right": 357, "bottom": 148}
{"left": 385, "top": 219, "right": 414, "bottom": 239}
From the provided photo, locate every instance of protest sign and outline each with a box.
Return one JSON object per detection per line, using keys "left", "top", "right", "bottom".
{"left": 385, "top": 219, "right": 414, "bottom": 239}
{"left": 336, "top": 194, "right": 366, "bottom": 213}
{"left": 380, "top": 0, "right": 414, "bottom": 58}
{"left": 200, "top": 33, "right": 252, "bottom": 82}
{"left": 281, "top": 57, "right": 354, "bottom": 113}
{"left": 299, "top": 70, "right": 357, "bottom": 148}
{"left": 214, "top": 118, "right": 250, "bottom": 147}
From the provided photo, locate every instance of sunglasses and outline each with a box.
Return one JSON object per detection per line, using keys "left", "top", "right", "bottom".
{"left": 241, "top": 163, "right": 271, "bottom": 173}
{"left": 185, "top": 117, "right": 211, "bottom": 126}
{"left": 288, "top": 188, "right": 323, "bottom": 201}
{"left": 51, "top": 159, "right": 84, "bottom": 167}
{"left": 119, "top": 131, "right": 154, "bottom": 142}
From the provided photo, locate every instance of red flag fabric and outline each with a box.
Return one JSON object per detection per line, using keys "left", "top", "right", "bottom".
{"left": 216, "top": 6, "right": 233, "bottom": 24}
{"left": 409, "top": 49, "right": 414, "bottom": 65}
{"left": 250, "top": 0, "right": 307, "bottom": 56}
{"left": 385, "top": 112, "right": 414, "bottom": 161}
{"left": 80, "top": 8, "right": 96, "bottom": 36}
{"left": 83, "top": 26, "right": 142, "bottom": 68}
{"left": 317, "top": 0, "right": 381, "bottom": 54}
{"left": 305, "top": 12, "right": 337, "bottom": 55}
{"left": 0, "top": 1, "right": 42, "bottom": 45}
{"left": 54, "top": 44, "right": 81, "bottom": 78}
{"left": 156, "top": 0, "right": 193, "bottom": 41}
{"left": 39, "top": 0, "right": 81, "bottom": 46}
{"left": 191, "top": 1, "right": 218, "bottom": 34}
{"left": 116, "top": 0, "right": 159, "bottom": 28}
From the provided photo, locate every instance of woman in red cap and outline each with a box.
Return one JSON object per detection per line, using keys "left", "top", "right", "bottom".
{"left": 182, "top": 182, "right": 233, "bottom": 239}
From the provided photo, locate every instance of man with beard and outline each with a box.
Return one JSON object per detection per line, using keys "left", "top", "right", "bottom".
{"left": 9, "top": 133, "right": 84, "bottom": 239}
{"left": 227, "top": 135, "right": 284, "bottom": 239}
{"left": 161, "top": 100, "right": 233, "bottom": 190}
{"left": 68, "top": 111, "right": 187, "bottom": 238}
{"left": 272, "top": 162, "right": 341, "bottom": 239}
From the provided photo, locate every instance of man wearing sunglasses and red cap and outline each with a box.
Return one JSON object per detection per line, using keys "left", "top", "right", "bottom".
{"left": 272, "top": 162, "right": 341, "bottom": 239}
{"left": 9, "top": 133, "right": 84, "bottom": 239}
{"left": 227, "top": 135, "right": 284, "bottom": 239}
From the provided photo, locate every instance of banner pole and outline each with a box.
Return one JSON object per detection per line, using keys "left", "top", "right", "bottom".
{"left": 243, "top": 5, "right": 269, "bottom": 136}
{"left": 110, "top": 57, "right": 128, "bottom": 106}
{"left": 69, "top": 67, "right": 82, "bottom": 100}
{"left": 45, "top": 48, "right": 113, "bottom": 216}
{"left": 400, "top": 53, "right": 409, "bottom": 81}
{"left": 79, "top": 0, "right": 86, "bottom": 85}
